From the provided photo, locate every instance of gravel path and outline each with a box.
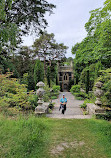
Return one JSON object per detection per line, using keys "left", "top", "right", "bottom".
{"left": 47, "top": 92, "right": 91, "bottom": 119}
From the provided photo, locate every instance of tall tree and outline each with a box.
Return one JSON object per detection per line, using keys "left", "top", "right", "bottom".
{"left": 13, "top": 46, "right": 34, "bottom": 77}
{"left": 33, "top": 32, "right": 68, "bottom": 76}
{"left": 6, "top": 0, "right": 55, "bottom": 35}
{"left": 0, "top": 0, "right": 18, "bottom": 52}
{"left": 72, "top": 0, "right": 111, "bottom": 92}
{"left": 0, "top": 0, "right": 55, "bottom": 52}
{"left": 34, "top": 59, "right": 44, "bottom": 85}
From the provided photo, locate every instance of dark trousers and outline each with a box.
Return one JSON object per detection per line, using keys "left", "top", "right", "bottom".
{"left": 60, "top": 104, "right": 66, "bottom": 114}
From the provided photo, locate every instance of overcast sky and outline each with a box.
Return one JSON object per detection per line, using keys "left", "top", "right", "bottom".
{"left": 22, "top": 0, "right": 105, "bottom": 58}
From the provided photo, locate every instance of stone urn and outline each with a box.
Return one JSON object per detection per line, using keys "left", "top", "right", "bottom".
{"left": 94, "top": 81, "right": 103, "bottom": 106}
{"left": 35, "top": 81, "right": 45, "bottom": 115}
{"left": 36, "top": 82, "right": 45, "bottom": 104}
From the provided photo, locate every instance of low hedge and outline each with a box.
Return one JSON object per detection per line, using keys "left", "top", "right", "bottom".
{"left": 74, "top": 92, "right": 89, "bottom": 100}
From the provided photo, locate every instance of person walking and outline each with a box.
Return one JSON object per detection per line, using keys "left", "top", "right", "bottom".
{"left": 59, "top": 94, "right": 67, "bottom": 114}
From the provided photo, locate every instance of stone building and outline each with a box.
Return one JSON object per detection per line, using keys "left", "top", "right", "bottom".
{"left": 58, "top": 65, "right": 74, "bottom": 91}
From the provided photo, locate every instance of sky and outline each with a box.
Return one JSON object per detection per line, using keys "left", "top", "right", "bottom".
{"left": 22, "top": 0, "right": 105, "bottom": 58}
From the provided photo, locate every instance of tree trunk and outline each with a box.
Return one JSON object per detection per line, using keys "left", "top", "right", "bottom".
{"left": 86, "top": 69, "right": 89, "bottom": 94}
{"left": 44, "top": 56, "right": 46, "bottom": 77}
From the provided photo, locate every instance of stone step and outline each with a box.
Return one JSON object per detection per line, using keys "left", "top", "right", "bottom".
{"left": 46, "top": 114, "right": 92, "bottom": 119}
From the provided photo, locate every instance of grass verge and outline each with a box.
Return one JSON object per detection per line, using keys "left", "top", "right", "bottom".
{"left": 0, "top": 115, "right": 52, "bottom": 158}
{"left": 0, "top": 115, "right": 111, "bottom": 158}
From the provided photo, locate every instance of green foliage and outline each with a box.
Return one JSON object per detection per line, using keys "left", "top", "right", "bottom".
{"left": 95, "top": 112, "right": 111, "bottom": 121}
{"left": 46, "top": 66, "right": 51, "bottom": 87}
{"left": 0, "top": 72, "right": 36, "bottom": 111}
{"left": 74, "top": 92, "right": 88, "bottom": 100}
{"left": 46, "top": 61, "right": 58, "bottom": 87}
{"left": 80, "top": 62, "right": 103, "bottom": 92}
{"left": 0, "top": 0, "right": 18, "bottom": 51}
{"left": 97, "top": 68, "right": 111, "bottom": 107}
{"left": 70, "top": 84, "right": 89, "bottom": 100}
{"left": 70, "top": 85, "right": 80, "bottom": 94}
{"left": 52, "top": 85, "right": 60, "bottom": 92}
{"left": 0, "top": 116, "right": 51, "bottom": 158}
{"left": 43, "top": 84, "right": 60, "bottom": 102}
{"left": 7, "top": 1, "right": 55, "bottom": 36}
{"left": 51, "top": 96, "right": 58, "bottom": 100}
{"left": 48, "top": 102, "right": 55, "bottom": 109}
{"left": 33, "top": 32, "right": 68, "bottom": 77}
{"left": 0, "top": 0, "right": 55, "bottom": 82}
{"left": 21, "top": 73, "right": 29, "bottom": 86}
{"left": 43, "top": 84, "right": 51, "bottom": 102}
{"left": 83, "top": 111, "right": 89, "bottom": 115}
{"left": 0, "top": 0, "right": 55, "bottom": 51}
{"left": 28, "top": 94, "right": 38, "bottom": 109}
{"left": 0, "top": 22, "right": 18, "bottom": 51}
{"left": 27, "top": 72, "right": 35, "bottom": 91}
{"left": 72, "top": 0, "right": 111, "bottom": 94}
{"left": 0, "top": 51, "right": 19, "bottom": 76}
{"left": 64, "top": 62, "right": 70, "bottom": 66}
{"left": 68, "top": 79, "right": 74, "bottom": 91}
{"left": 21, "top": 72, "right": 35, "bottom": 91}
{"left": 80, "top": 103, "right": 87, "bottom": 109}
{"left": 0, "top": 117, "right": 111, "bottom": 157}
{"left": 95, "top": 61, "right": 103, "bottom": 78}
{"left": 34, "top": 59, "right": 44, "bottom": 85}
{"left": 13, "top": 46, "right": 34, "bottom": 77}
{"left": 105, "top": 111, "right": 111, "bottom": 120}
{"left": 50, "top": 85, "right": 60, "bottom": 99}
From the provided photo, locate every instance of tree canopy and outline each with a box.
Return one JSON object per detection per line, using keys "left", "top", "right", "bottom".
{"left": 33, "top": 32, "right": 68, "bottom": 61}
{"left": 0, "top": 0, "right": 55, "bottom": 52}
{"left": 33, "top": 32, "right": 68, "bottom": 75}
{"left": 72, "top": 0, "right": 111, "bottom": 92}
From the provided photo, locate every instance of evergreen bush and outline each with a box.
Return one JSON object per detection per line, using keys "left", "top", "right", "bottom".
{"left": 70, "top": 85, "right": 80, "bottom": 94}
{"left": 34, "top": 60, "right": 44, "bottom": 85}
{"left": 52, "top": 85, "right": 60, "bottom": 92}
{"left": 74, "top": 92, "right": 88, "bottom": 100}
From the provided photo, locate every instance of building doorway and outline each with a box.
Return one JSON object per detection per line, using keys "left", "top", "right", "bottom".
{"left": 63, "top": 84, "right": 68, "bottom": 91}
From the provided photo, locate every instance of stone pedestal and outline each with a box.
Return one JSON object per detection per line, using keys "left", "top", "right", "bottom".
{"left": 94, "top": 81, "right": 103, "bottom": 106}
{"left": 35, "top": 82, "right": 45, "bottom": 115}
{"left": 35, "top": 82, "right": 50, "bottom": 116}
{"left": 86, "top": 81, "right": 106, "bottom": 117}
{"left": 87, "top": 103, "right": 106, "bottom": 115}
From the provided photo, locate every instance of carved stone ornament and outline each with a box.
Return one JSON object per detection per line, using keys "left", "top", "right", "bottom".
{"left": 36, "top": 81, "right": 45, "bottom": 88}
{"left": 94, "top": 81, "right": 103, "bottom": 106}
{"left": 95, "top": 81, "right": 103, "bottom": 88}
{"left": 35, "top": 81, "right": 45, "bottom": 115}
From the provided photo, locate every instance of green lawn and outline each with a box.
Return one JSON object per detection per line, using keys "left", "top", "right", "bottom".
{"left": 0, "top": 115, "right": 111, "bottom": 158}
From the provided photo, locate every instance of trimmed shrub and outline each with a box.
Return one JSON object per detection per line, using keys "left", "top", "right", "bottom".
{"left": 51, "top": 96, "right": 57, "bottom": 100}
{"left": 52, "top": 85, "right": 60, "bottom": 92}
{"left": 74, "top": 92, "right": 89, "bottom": 100}
{"left": 70, "top": 85, "right": 80, "bottom": 94}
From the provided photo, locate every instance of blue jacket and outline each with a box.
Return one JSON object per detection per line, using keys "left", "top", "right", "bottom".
{"left": 60, "top": 98, "right": 67, "bottom": 103}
